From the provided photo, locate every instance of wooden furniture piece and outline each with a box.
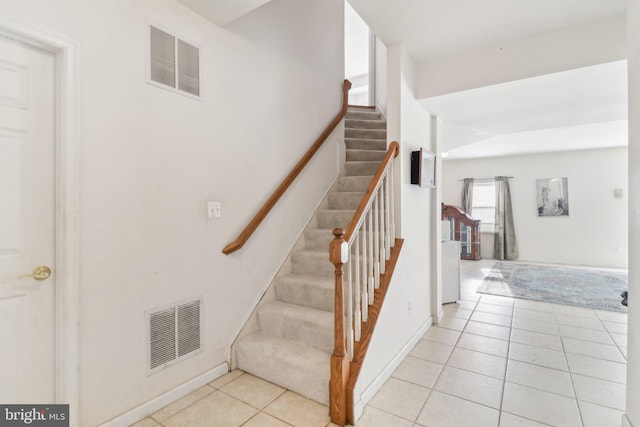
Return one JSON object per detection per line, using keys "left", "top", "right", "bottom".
{"left": 441, "top": 203, "right": 481, "bottom": 260}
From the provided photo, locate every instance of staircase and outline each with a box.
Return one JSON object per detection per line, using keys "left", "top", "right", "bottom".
{"left": 235, "top": 107, "right": 387, "bottom": 405}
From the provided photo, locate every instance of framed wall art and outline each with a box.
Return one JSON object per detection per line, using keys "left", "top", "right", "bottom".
{"left": 536, "top": 177, "right": 569, "bottom": 216}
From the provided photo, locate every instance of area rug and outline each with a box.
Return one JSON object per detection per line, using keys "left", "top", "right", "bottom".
{"left": 477, "top": 262, "right": 628, "bottom": 312}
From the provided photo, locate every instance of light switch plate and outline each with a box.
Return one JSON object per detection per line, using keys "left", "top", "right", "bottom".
{"left": 207, "top": 202, "right": 221, "bottom": 219}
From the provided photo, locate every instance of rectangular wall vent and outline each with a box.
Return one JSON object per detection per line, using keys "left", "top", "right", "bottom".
{"left": 147, "top": 298, "right": 202, "bottom": 372}
{"left": 148, "top": 24, "right": 200, "bottom": 98}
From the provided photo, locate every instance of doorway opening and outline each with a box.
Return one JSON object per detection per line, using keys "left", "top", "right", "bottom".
{"left": 345, "top": 2, "right": 373, "bottom": 106}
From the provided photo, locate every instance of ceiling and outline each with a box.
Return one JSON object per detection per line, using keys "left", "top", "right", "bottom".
{"left": 348, "top": 0, "right": 629, "bottom": 159}
{"left": 176, "top": 0, "right": 271, "bottom": 26}
{"left": 347, "top": 0, "right": 626, "bottom": 63}
{"left": 422, "top": 60, "right": 628, "bottom": 158}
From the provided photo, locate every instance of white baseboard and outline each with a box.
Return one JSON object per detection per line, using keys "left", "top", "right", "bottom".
{"left": 99, "top": 362, "right": 229, "bottom": 427}
{"left": 433, "top": 309, "right": 444, "bottom": 325}
{"left": 622, "top": 414, "right": 633, "bottom": 427}
{"left": 352, "top": 318, "right": 433, "bottom": 421}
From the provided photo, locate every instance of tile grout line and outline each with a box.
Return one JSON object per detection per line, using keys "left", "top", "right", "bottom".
{"left": 496, "top": 295, "right": 515, "bottom": 427}
{"left": 409, "top": 306, "right": 469, "bottom": 426}
{"left": 149, "top": 383, "right": 218, "bottom": 425}
{"left": 556, "top": 304, "right": 587, "bottom": 427}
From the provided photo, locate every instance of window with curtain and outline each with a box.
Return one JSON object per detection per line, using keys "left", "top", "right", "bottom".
{"left": 471, "top": 180, "right": 496, "bottom": 232}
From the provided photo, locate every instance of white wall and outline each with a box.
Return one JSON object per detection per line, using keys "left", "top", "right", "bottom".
{"left": 375, "top": 37, "right": 388, "bottom": 115}
{"left": 626, "top": 2, "right": 639, "bottom": 426}
{"left": 352, "top": 44, "right": 434, "bottom": 417}
{"left": 0, "top": 0, "right": 344, "bottom": 425}
{"left": 441, "top": 148, "right": 628, "bottom": 268}
{"left": 417, "top": 14, "right": 627, "bottom": 99}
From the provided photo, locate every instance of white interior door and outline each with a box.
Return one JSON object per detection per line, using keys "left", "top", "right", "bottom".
{"left": 0, "top": 36, "right": 56, "bottom": 403}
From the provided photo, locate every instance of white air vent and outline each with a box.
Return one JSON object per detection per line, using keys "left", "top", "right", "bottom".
{"left": 148, "top": 24, "right": 200, "bottom": 98}
{"left": 147, "top": 298, "right": 202, "bottom": 372}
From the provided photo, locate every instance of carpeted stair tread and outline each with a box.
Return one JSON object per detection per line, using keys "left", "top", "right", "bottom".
{"left": 317, "top": 209, "right": 356, "bottom": 229}
{"left": 291, "top": 249, "right": 335, "bottom": 276}
{"left": 304, "top": 228, "right": 337, "bottom": 250}
{"left": 345, "top": 138, "right": 387, "bottom": 151}
{"left": 345, "top": 128, "right": 386, "bottom": 140}
{"left": 346, "top": 149, "right": 387, "bottom": 161}
{"left": 275, "top": 274, "right": 334, "bottom": 312}
{"left": 235, "top": 331, "right": 330, "bottom": 405}
{"left": 257, "top": 300, "right": 333, "bottom": 353}
{"left": 345, "top": 110, "right": 382, "bottom": 120}
{"left": 338, "top": 176, "right": 374, "bottom": 192}
{"left": 345, "top": 118, "right": 386, "bottom": 130}
{"left": 328, "top": 191, "right": 366, "bottom": 210}
{"left": 344, "top": 161, "right": 381, "bottom": 176}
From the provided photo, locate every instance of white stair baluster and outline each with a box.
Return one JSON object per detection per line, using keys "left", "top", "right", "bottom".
{"left": 367, "top": 210, "right": 374, "bottom": 301}
{"left": 373, "top": 193, "right": 380, "bottom": 288}
{"left": 353, "top": 236, "right": 361, "bottom": 341}
{"left": 346, "top": 252, "right": 353, "bottom": 360}
{"left": 390, "top": 161, "right": 396, "bottom": 244}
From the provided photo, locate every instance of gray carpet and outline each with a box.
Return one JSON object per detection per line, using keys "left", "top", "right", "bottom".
{"left": 477, "top": 262, "right": 628, "bottom": 312}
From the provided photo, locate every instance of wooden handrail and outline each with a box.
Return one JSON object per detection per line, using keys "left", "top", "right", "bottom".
{"left": 222, "top": 80, "right": 352, "bottom": 255}
{"left": 343, "top": 141, "right": 399, "bottom": 245}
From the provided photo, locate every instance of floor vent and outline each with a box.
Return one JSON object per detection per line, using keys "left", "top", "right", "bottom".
{"left": 147, "top": 298, "right": 202, "bottom": 372}
{"left": 148, "top": 24, "right": 200, "bottom": 98}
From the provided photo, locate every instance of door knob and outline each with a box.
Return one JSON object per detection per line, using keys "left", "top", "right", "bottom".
{"left": 20, "top": 266, "right": 52, "bottom": 281}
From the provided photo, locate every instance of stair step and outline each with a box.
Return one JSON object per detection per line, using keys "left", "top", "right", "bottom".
{"left": 236, "top": 332, "right": 330, "bottom": 405}
{"left": 291, "top": 250, "right": 335, "bottom": 276}
{"left": 316, "top": 209, "right": 355, "bottom": 229}
{"left": 257, "top": 301, "right": 333, "bottom": 353}
{"left": 275, "top": 273, "right": 334, "bottom": 312}
{"left": 345, "top": 128, "right": 386, "bottom": 140}
{"left": 338, "top": 176, "right": 373, "bottom": 192}
{"left": 328, "top": 191, "right": 365, "bottom": 210}
{"left": 345, "top": 118, "right": 386, "bottom": 130}
{"left": 304, "top": 228, "right": 334, "bottom": 250}
{"left": 346, "top": 110, "right": 382, "bottom": 120}
{"left": 345, "top": 161, "right": 380, "bottom": 176}
{"left": 345, "top": 138, "right": 387, "bottom": 151}
{"left": 346, "top": 149, "right": 387, "bottom": 161}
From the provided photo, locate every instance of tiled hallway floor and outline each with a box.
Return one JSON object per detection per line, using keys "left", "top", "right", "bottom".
{"left": 131, "top": 260, "right": 628, "bottom": 427}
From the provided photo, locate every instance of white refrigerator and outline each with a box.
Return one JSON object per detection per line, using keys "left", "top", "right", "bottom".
{"left": 441, "top": 240, "right": 461, "bottom": 304}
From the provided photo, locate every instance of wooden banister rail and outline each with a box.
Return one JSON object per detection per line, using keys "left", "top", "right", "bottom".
{"left": 329, "top": 141, "right": 400, "bottom": 425}
{"left": 222, "top": 80, "right": 352, "bottom": 255}
{"left": 343, "top": 141, "right": 399, "bottom": 244}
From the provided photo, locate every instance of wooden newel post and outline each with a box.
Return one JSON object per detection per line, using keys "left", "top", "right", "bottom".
{"left": 329, "top": 228, "right": 349, "bottom": 426}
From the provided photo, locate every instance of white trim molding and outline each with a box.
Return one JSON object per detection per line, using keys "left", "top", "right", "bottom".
{"left": 0, "top": 16, "right": 81, "bottom": 427}
{"left": 622, "top": 414, "right": 633, "bottom": 427}
{"left": 99, "top": 363, "right": 229, "bottom": 427}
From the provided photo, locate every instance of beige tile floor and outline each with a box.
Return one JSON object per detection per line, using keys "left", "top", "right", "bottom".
{"left": 131, "top": 259, "right": 628, "bottom": 427}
